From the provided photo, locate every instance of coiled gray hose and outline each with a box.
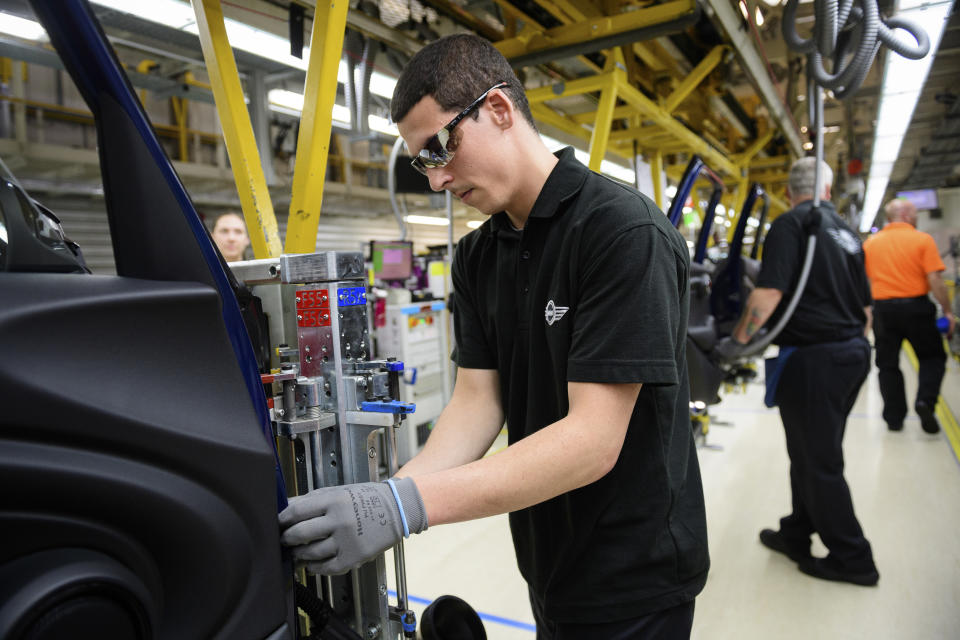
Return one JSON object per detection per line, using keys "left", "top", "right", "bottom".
{"left": 782, "top": 0, "right": 930, "bottom": 99}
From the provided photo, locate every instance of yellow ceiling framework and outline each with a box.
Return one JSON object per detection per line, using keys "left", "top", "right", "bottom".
{"left": 489, "top": 0, "right": 794, "bottom": 218}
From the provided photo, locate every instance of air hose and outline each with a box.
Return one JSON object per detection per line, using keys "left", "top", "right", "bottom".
{"left": 736, "top": 0, "right": 930, "bottom": 359}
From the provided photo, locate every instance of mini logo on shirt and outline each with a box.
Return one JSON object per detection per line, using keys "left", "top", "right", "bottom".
{"left": 544, "top": 300, "right": 569, "bottom": 326}
{"left": 827, "top": 228, "right": 861, "bottom": 255}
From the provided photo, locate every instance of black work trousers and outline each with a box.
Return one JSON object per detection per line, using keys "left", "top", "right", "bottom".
{"left": 775, "top": 335, "right": 876, "bottom": 573}
{"left": 873, "top": 296, "right": 946, "bottom": 425}
{"left": 529, "top": 589, "right": 694, "bottom": 640}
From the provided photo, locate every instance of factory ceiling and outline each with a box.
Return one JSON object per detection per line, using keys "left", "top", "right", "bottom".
{"left": 0, "top": 0, "right": 957, "bottom": 224}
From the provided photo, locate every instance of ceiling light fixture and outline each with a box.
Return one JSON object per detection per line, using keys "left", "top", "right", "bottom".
{"left": 860, "top": 0, "right": 952, "bottom": 232}
{"left": 404, "top": 215, "right": 450, "bottom": 226}
{"left": 91, "top": 0, "right": 397, "bottom": 97}
{"left": 0, "top": 12, "right": 47, "bottom": 40}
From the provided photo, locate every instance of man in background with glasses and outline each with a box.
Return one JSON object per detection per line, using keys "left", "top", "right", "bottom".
{"left": 279, "top": 34, "right": 708, "bottom": 639}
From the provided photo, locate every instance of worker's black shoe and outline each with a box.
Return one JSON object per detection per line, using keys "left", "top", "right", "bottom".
{"left": 759, "top": 529, "right": 811, "bottom": 564}
{"left": 916, "top": 401, "right": 940, "bottom": 434}
{"left": 886, "top": 421, "right": 903, "bottom": 432}
{"left": 799, "top": 557, "right": 879, "bottom": 587}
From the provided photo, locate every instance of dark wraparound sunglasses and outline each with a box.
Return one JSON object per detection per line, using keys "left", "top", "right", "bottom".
{"left": 410, "top": 81, "right": 509, "bottom": 175}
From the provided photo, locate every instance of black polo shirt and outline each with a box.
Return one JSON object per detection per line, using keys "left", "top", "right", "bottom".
{"left": 757, "top": 200, "right": 871, "bottom": 346}
{"left": 451, "top": 147, "right": 709, "bottom": 623}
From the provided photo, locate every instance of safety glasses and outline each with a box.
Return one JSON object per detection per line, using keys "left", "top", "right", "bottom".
{"left": 410, "top": 81, "right": 509, "bottom": 175}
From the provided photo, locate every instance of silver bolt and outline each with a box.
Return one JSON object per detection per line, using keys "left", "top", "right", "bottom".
{"left": 305, "top": 346, "right": 311, "bottom": 353}
{"left": 368, "top": 447, "right": 376, "bottom": 458}
{"left": 366, "top": 625, "right": 380, "bottom": 639}
{"left": 378, "top": 584, "right": 387, "bottom": 596}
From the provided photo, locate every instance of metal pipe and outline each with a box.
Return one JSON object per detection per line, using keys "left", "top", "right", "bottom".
{"left": 381, "top": 416, "right": 409, "bottom": 612}
{"left": 388, "top": 136, "right": 409, "bottom": 240}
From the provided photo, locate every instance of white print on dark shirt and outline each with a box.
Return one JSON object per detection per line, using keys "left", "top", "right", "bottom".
{"left": 827, "top": 228, "right": 861, "bottom": 255}
{"left": 544, "top": 300, "right": 569, "bottom": 326}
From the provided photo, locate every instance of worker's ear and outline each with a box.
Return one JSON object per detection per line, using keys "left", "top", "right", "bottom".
{"left": 484, "top": 90, "right": 514, "bottom": 131}
{"left": 823, "top": 184, "right": 832, "bottom": 201}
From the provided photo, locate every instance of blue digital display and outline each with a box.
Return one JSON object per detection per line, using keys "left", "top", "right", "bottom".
{"left": 337, "top": 287, "right": 367, "bottom": 306}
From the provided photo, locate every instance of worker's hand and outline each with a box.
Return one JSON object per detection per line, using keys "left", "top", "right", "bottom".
{"left": 945, "top": 313, "right": 956, "bottom": 340}
{"left": 279, "top": 478, "right": 428, "bottom": 575}
{"left": 713, "top": 336, "right": 748, "bottom": 364}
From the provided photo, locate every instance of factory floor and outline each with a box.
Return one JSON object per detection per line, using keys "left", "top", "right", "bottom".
{"left": 387, "top": 346, "right": 960, "bottom": 639}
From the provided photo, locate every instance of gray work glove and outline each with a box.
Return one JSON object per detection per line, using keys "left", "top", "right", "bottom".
{"left": 279, "top": 477, "right": 428, "bottom": 575}
{"left": 713, "top": 336, "right": 748, "bottom": 363}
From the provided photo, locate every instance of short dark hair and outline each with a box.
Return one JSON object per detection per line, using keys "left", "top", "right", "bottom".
{"left": 213, "top": 211, "right": 245, "bottom": 229}
{"left": 390, "top": 34, "right": 536, "bottom": 131}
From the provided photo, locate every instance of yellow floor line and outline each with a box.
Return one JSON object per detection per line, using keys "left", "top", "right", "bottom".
{"left": 902, "top": 340, "right": 960, "bottom": 464}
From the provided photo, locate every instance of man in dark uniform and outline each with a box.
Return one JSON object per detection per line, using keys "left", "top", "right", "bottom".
{"left": 723, "top": 157, "right": 878, "bottom": 587}
{"left": 278, "top": 34, "right": 709, "bottom": 638}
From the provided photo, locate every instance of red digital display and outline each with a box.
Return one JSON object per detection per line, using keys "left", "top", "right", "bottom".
{"left": 297, "top": 309, "right": 331, "bottom": 327}
{"left": 296, "top": 289, "right": 329, "bottom": 309}
{"left": 296, "top": 289, "right": 331, "bottom": 327}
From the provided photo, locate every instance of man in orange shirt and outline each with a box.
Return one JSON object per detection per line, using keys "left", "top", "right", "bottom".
{"left": 863, "top": 198, "right": 955, "bottom": 433}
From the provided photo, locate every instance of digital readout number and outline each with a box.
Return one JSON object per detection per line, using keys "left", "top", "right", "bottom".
{"left": 296, "top": 289, "right": 331, "bottom": 327}
{"left": 337, "top": 287, "right": 367, "bottom": 307}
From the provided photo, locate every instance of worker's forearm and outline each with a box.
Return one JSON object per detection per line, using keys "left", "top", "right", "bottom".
{"left": 928, "top": 274, "right": 953, "bottom": 318}
{"left": 395, "top": 393, "right": 504, "bottom": 479}
{"left": 732, "top": 288, "right": 783, "bottom": 344}
{"left": 864, "top": 306, "right": 873, "bottom": 336}
{"left": 413, "top": 412, "right": 621, "bottom": 526}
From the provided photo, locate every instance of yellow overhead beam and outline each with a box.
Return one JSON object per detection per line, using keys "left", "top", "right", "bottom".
{"left": 571, "top": 105, "right": 637, "bottom": 125}
{"left": 613, "top": 75, "right": 740, "bottom": 176}
{"left": 534, "top": 0, "right": 588, "bottom": 22}
{"left": 495, "top": 0, "right": 696, "bottom": 61}
{"left": 663, "top": 45, "right": 727, "bottom": 114}
{"left": 530, "top": 103, "right": 633, "bottom": 163}
{"left": 530, "top": 103, "right": 592, "bottom": 143}
{"left": 285, "top": 0, "right": 350, "bottom": 254}
{"left": 749, "top": 154, "right": 791, "bottom": 171}
{"left": 765, "top": 188, "right": 790, "bottom": 215}
{"left": 609, "top": 125, "right": 666, "bottom": 142}
{"left": 632, "top": 42, "right": 668, "bottom": 72}
{"left": 527, "top": 74, "right": 614, "bottom": 103}
{"left": 192, "top": 0, "right": 282, "bottom": 259}
{"left": 747, "top": 170, "right": 790, "bottom": 183}
{"left": 588, "top": 52, "right": 624, "bottom": 171}
{"left": 735, "top": 130, "right": 775, "bottom": 168}
{"left": 651, "top": 150, "right": 664, "bottom": 210}
{"left": 490, "top": 0, "right": 602, "bottom": 73}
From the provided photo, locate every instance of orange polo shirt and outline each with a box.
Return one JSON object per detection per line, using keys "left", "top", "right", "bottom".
{"left": 863, "top": 222, "right": 945, "bottom": 300}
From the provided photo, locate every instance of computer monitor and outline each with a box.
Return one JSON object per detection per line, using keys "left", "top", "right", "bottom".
{"left": 895, "top": 189, "right": 939, "bottom": 211}
{"left": 371, "top": 240, "right": 413, "bottom": 281}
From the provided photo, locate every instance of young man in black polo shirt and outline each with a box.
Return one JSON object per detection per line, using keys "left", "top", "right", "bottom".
{"left": 279, "top": 34, "right": 709, "bottom": 637}
{"left": 723, "top": 157, "right": 878, "bottom": 587}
